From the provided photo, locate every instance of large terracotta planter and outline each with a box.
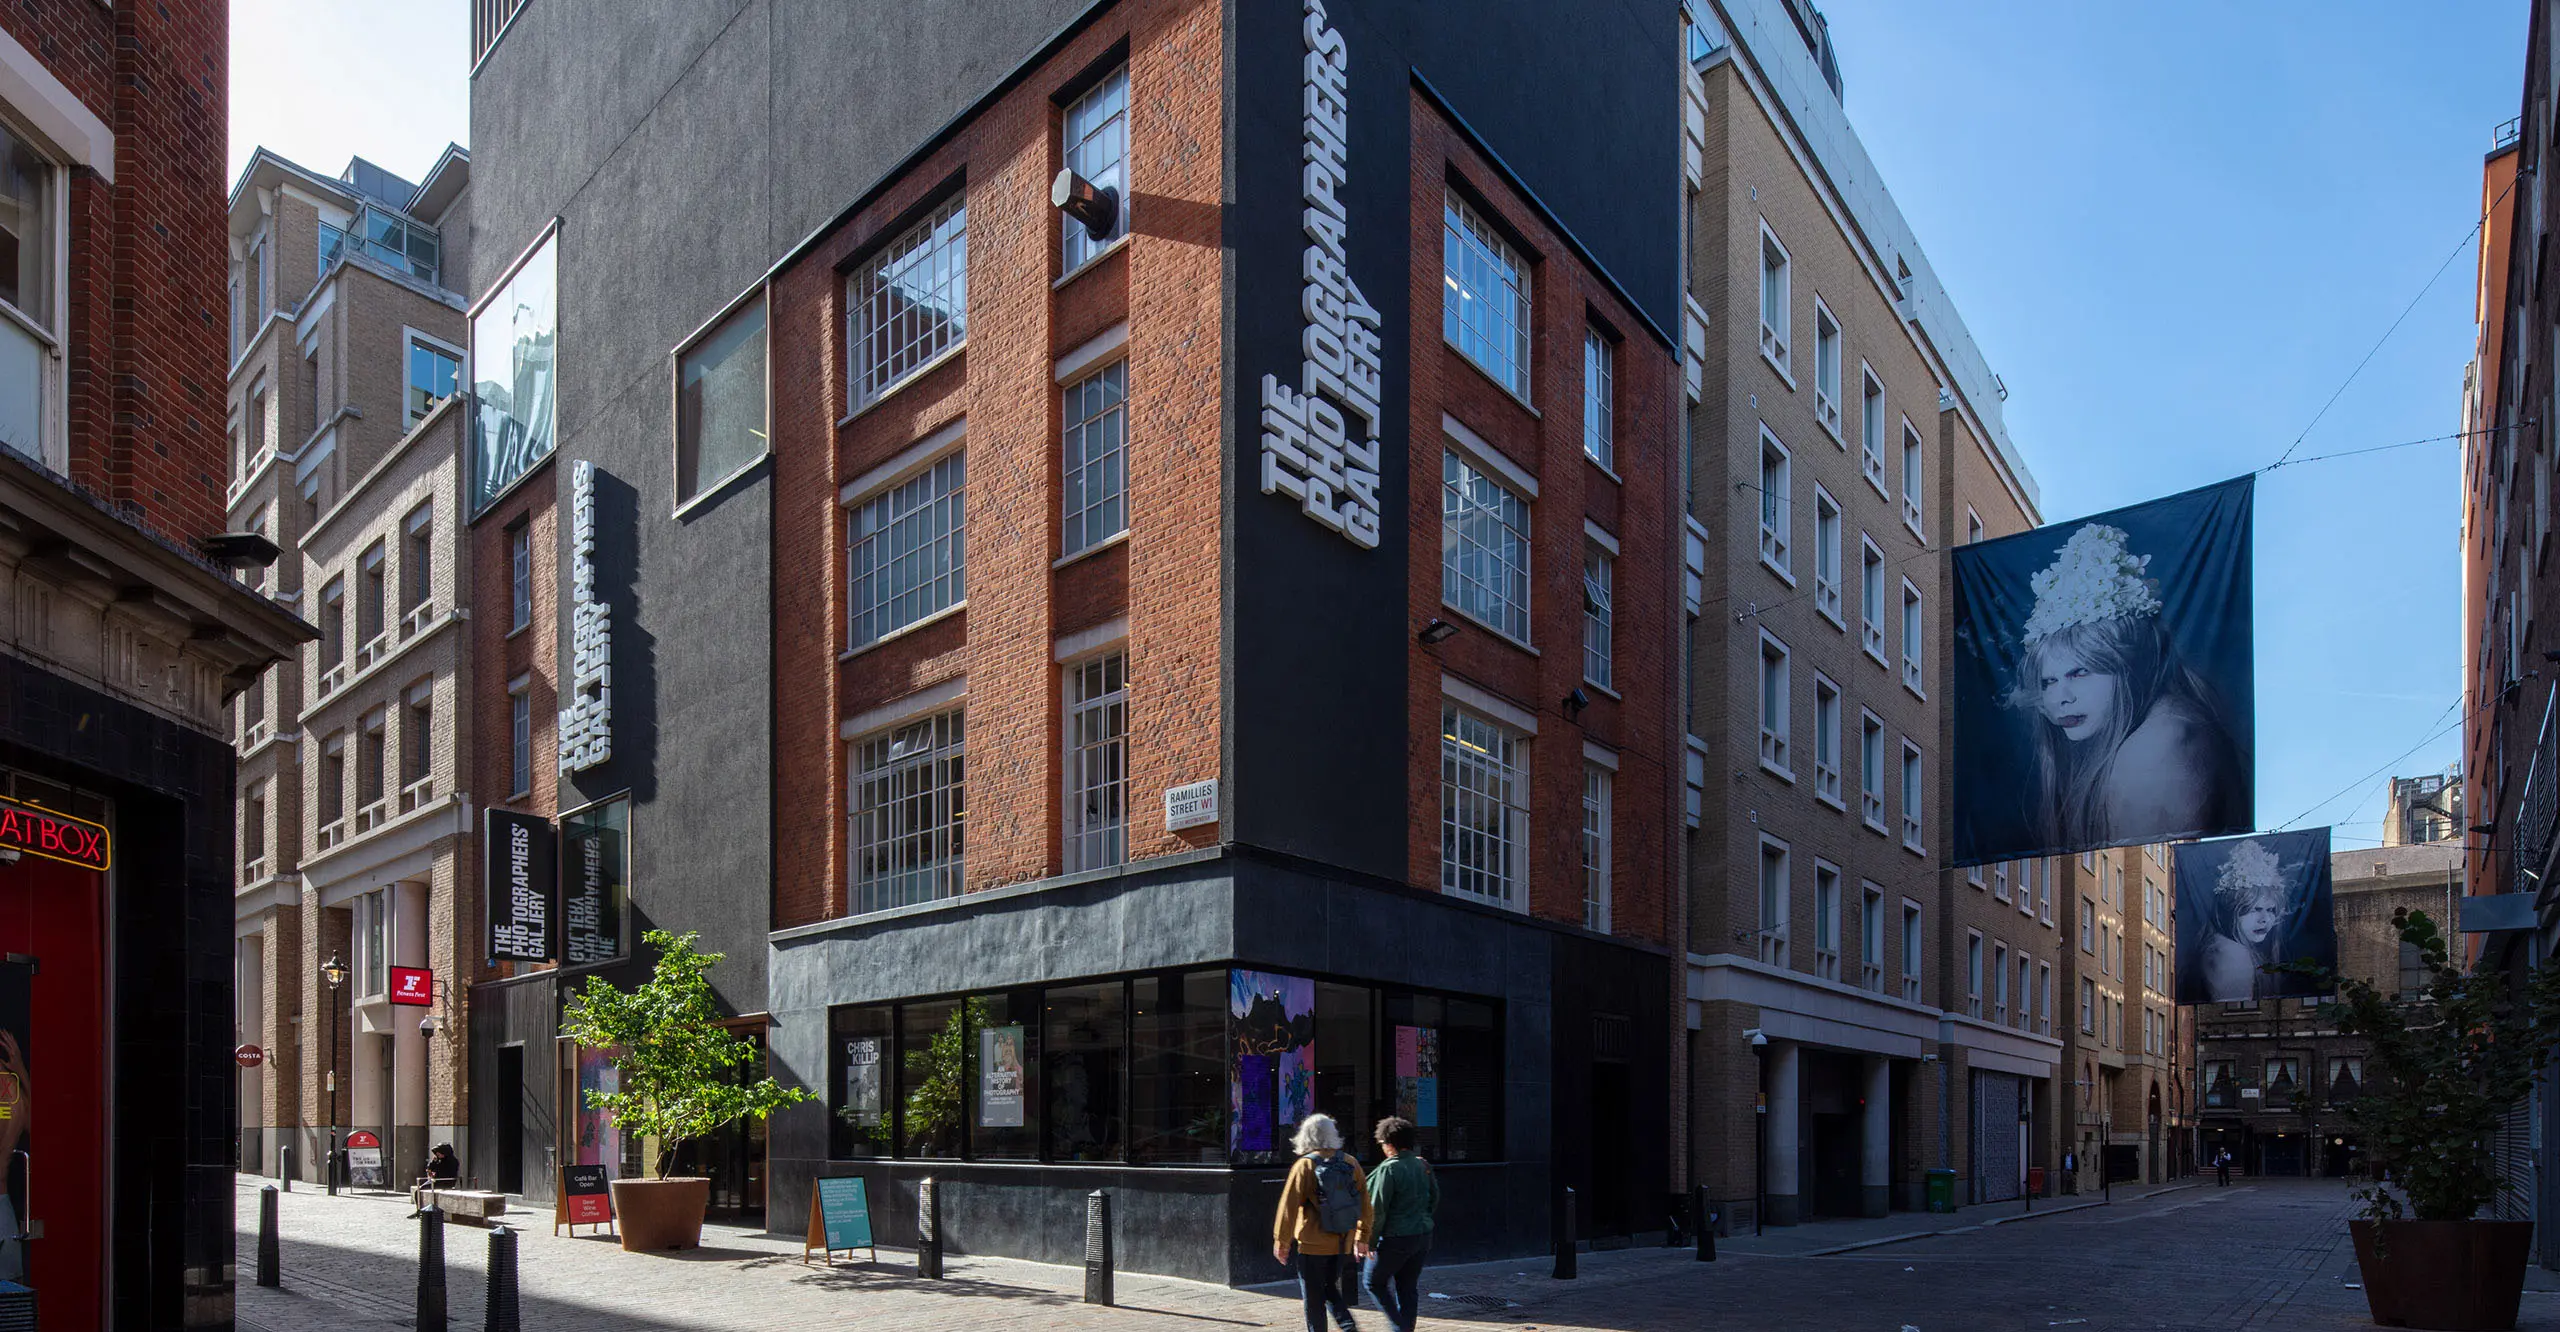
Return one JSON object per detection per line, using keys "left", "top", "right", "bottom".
{"left": 610, "top": 1177, "right": 711, "bottom": 1253}
{"left": 2349, "top": 1219, "right": 2534, "bottom": 1330}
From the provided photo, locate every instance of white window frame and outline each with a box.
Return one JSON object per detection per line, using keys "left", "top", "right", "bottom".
{"left": 2081, "top": 978, "right": 2096, "bottom": 1034}
{"left": 1757, "top": 630, "right": 1792, "bottom": 780}
{"left": 849, "top": 706, "right": 968, "bottom": 913}
{"left": 1443, "top": 194, "right": 1531, "bottom": 399}
{"left": 1060, "top": 358, "right": 1128, "bottom": 558}
{"left": 1757, "top": 835, "right": 1791, "bottom": 967}
{"left": 1857, "top": 364, "right": 1886, "bottom": 496}
{"left": 1859, "top": 535, "right": 1887, "bottom": 664}
{"left": 2038, "top": 859, "right": 2054, "bottom": 924}
{"left": 1991, "top": 940, "right": 2009, "bottom": 1027}
{"left": 1900, "top": 418, "right": 1926, "bottom": 536}
{"left": 846, "top": 195, "right": 968, "bottom": 412}
{"left": 1582, "top": 326, "right": 1615, "bottom": 471}
{"left": 1966, "top": 505, "right": 1984, "bottom": 545}
{"left": 2081, "top": 897, "right": 2096, "bottom": 951}
{"left": 1861, "top": 882, "right": 1886, "bottom": 992}
{"left": 1441, "top": 445, "right": 1533, "bottom": 645}
{"left": 1582, "top": 541, "right": 1614, "bottom": 690}
{"left": 1811, "top": 672, "right": 1843, "bottom": 809}
{"left": 1966, "top": 930, "right": 1984, "bottom": 1018}
{"left": 844, "top": 444, "right": 968, "bottom": 651}
{"left": 1440, "top": 699, "right": 1531, "bottom": 911}
{"left": 1900, "top": 740, "right": 1925, "bottom": 854}
{"left": 1901, "top": 900, "right": 1923, "bottom": 1002}
{"left": 1900, "top": 578, "right": 1925, "bottom": 697}
{"left": 506, "top": 673, "right": 533, "bottom": 798}
{"left": 1812, "top": 484, "right": 1843, "bottom": 627}
{"left": 1063, "top": 651, "right": 1129, "bottom": 873}
{"left": 1813, "top": 859, "right": 1841, "bottom": 981}
{"left": 0, "top": 112, "right": 68, "bottom": 471}
{"left": 2038, "top": 962, "right": 2054, "bottom": 1035}
{"left": 1992, "top": 861, "right": 2010, "bottom": 904}
{"left": 1582, "top": 761, "right": 1613, "bottom": 933}
{"left": 1756, "top": 220, "right": 1792, "bottom": 382}
{"left": 1858, "top": 709, "right": 1887, "bottom": 833}
{"left": 1059, "top": 66, "right": 1130, "bottom": 271}
{"left": 671, "top": 287, "right": 772, "bottom": 510}
{"left": 507, "top": 520, "right": 532, "bottom": 633}
{"left": 1757, "top": 426, "right": 1793, "bottom": 582}
{"left": 1811, "top": 297, "right": 1842, "bottom": 440}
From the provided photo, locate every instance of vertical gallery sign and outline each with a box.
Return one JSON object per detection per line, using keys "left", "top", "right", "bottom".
{"left": 1256, "top": 0, "right": 1383, "bottom": 548}
{"left": 484, "top": 808, "right": 555, "bottom": 963}
{"left": 558, "top": 459, "right": 613, "bottom": 772}
{"left": 560, "top": 797, "right": 626, "bottom": 966}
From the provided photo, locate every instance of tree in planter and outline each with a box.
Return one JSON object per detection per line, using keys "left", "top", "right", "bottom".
{"left": 2284, "top": 908, "right": 2560, "bottom": 1223}
{"left": 560, "top": 929, "right": 810, "bottom": 1179}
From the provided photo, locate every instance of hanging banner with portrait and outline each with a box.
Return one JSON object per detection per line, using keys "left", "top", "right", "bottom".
{"left": 1951, "top": 476, "right": 2254, "bottom": 865}
{"left": 2174, "top": 827, "right": 2336, "bottom": 1004}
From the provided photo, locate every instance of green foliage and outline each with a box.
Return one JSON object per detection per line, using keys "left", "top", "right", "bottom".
{"left": 2283, "top": 909, "right": 2560, "bottom": 1223}
{"left": 559, "top": 929, "right": 811, "bottom": 1178}
{"left": 897, "top": 1000, "right": 986, "bottom": 1155}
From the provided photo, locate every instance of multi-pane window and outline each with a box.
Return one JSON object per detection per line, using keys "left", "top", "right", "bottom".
{"left": 1065, "top": 654, "right": 1128, "bottom": 873}
{"left": 319, "top": 732, "right": 347, "bottom": 826}
{"left": 1443, "top": 196, "right": 1531, "bottom": 398}
{"left": 1812, "top": 300, "right": 1841, "bottom": 437}
{"left": 1581, "top": 764, "right": 1612, "bottom": 933}
{"left": 1441, "top": 449, "right": 1531, "bottom": 642}
{"left": 358, "top": 710, "right": 387, "bottom": 809}
{"left": 1901, "top": 901, "right": 1922, "bottom": 1002}
{"left": 1858, "top": 367, "right": 1885, "bottom": 493}
{"left": 507, "top": 521, "right": 531, "bottom": 632}
{"left": 1991, "top": 942, "right": 2009, "bottom": 1025}
{"left": 2081, "top": 898, "right": 2097, "bottom": 951}
{"left": 1993, "top": 862, "right": 2010, "bottom": 902}
{"left": 507, "top": 676, "right": 532, "bottom": 797}
{"left": 1060, "top": 68, "right": 1129, "bottom": 270}
{"left": 1758, "top": 430, "right": 1791, "bottom": 576}
{"left": 1, "top": 122, "right": 59, "bottom": 464}
{"left": 402, "top": 685, "right": 432, "bottom": 788}
{"left": 1758, "top": 633, "right": 1790, "bottom": 776}
{"left": 1966, "top": 933, "right": 1984, "bottom": 1018}
{"left": 847, "top": 451, "right": 968, "bottom": 649}
{"left": 1861, "top": 884, "right": 1885, "bottom": 992}
{"left": 2038, "top": 962, "right": 2054, "bottom": 1035}
{"left": 407, "top": 337, "right": 460, "bottom": 426}
{"left": 1900, "top": 742, "right": 1924, "bottom": 851}
{"left": 2038, "top": 859, "right": 2054, "bottom": 921}
{"left": 1758, "top": 838, "right": 1790, "bottom": 966}
{"left": 2081, "top": 978, "right": 2096, "bottom": 1033}
{"left": 1812, "top": 674, "right": 1842, "bottom": 806}
{"left": 403, "top": 503, "right": 434, "bottom": 614}
{"left": 318, "top": 577, "right": 347, "bottom": 673}
{"left": 1859, "top": 537, "right": 1886, "bottom": 660}
{"left": 1582, "top": 546, "right": 1613, "bottom": 689}
{"left": 1813, "top": 486, "right": 1842, "bottom": 624}
{"left": 1901, "top": 422, "right": 1925, "bottom": 533}
{"left": 358, "top": 541, "right": 387, "bottom": 647}
{"left": 676, "top": 293, "right": 771, "bottom": 504}
{"left": 1582, "top": 328, "right": 1614, "bottom": 469}
{"left": 1813, "top": 862, "right": 1840, "bottom": 981}
{"left": 2016, "top": 956, "right": 2033, "bottom": 1031}
{"left": 848, "top": 197, "right": 968, "bottom": 411}
{"left": 1901, "top": 581, "right": 1924, "bottom": 694}
{"left": 1859, "top": 711, "right": 1886, "bottom": 831}
{"left": 1757, "top": 224, "right": 1790, "bottom": 375}
{"left": 1061, "top": 362, "right": 1127, "bottom": 556}
{"left": 851, "top": 709, "right": 968, "bottom": 913}
{"left": 1441, "top": 703, "right": 1529, "bottom": 908}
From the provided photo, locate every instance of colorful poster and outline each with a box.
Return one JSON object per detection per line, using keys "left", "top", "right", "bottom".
{"left": 2174, "top": 828, "right": 2337, "bottom": 1004}
{"left": 978, "top": 1024, "right": 1026, "bottom": 1128}
{"left": 575, "top": 1044, "right": 620, "bottom": 1171}
{"left": 1951, "top": 477, "right": 2254, "bottom": 864}
{"left": 1230, "top": 970, "right": 1314, "bottom": 1158}
{"left": 1394, "top": 1025, "right": 1440, "bottom": 1128}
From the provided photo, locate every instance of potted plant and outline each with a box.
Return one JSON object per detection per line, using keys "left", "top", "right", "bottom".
{"left": 559, "top": 929, "right": 809, "bottom": 1252}
{"left": 2286, "top": 908, "right": 2560, "bottom": 1331}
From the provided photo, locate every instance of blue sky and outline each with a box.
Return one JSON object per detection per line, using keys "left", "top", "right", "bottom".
{"left": 1816, "top": 0, "right": 2525, "bottom": 846}
{"left": 226, "top": 2, "right": 2523, "bottom": 849}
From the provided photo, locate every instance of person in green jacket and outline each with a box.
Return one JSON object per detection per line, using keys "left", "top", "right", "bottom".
{"left": 1363, "top": 1117, "right": 1439, "bottom": 1332}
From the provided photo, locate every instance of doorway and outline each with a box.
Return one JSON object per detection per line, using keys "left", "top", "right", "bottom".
{"left": 1809, "top": 1112, "right": 1861, "bottom": 1218}
{"left": 495, "top": 1044, "right": 524, "bottom": 1194}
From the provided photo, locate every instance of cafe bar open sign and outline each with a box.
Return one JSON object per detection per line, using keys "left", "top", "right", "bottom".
{"left": 0, "top": 796, "right": 109, "bottom": 871}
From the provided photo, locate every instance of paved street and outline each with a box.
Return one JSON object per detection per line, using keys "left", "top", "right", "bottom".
{"left": 232, "top": 1174, "right": 2560, "bottom": 1330}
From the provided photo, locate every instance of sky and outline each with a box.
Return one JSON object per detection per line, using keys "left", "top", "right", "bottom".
{"left": 223, "top": 1, "right": 2524, "bottom": 850}
{"left": 226, "top": 0, "right": 469, "bottom": 188}
{"left": 1814, "top": 0, "right": 2526, "bottom": 848}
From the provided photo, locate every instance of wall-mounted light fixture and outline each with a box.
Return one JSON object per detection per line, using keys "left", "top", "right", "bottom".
{"left": 1051, "top": 167, "right": 1119, "bottom": 241}
{"left": 1417, "top": 618, "right": 1459, "bottom": 646}
{"left": 1561, "top": 686, "right": 1590, "bottom": 721}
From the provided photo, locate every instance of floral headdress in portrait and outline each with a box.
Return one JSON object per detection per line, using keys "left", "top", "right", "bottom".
{"left": 2212, "top": 838, "right": 2288, "bottom": 911}
{"left": 2022, "top": 523, "right": 2162, "bottom": 645}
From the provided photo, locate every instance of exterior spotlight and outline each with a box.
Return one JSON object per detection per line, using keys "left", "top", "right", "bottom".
{"left": 200, "top": 531, "right": 283, "bottom": 569}
{"left": 1051, "top": 167, "right": 1119, "bottom": 240}
{"left": 1417, "top": 618, "right": 1459, "bottom": 645}
{"left": 1562, "top": 686, "right": 1590, "bottom": 721}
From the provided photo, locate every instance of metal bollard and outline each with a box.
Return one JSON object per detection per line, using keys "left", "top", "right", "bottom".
{"left": 1693, "top": 1186, "right": 1716, "bottom": 1262}
{"left": 484, "top": 1225, "right": 521, "bottom": 1332}
{"left": 414, "top": 1203, "right": 447, "bottom": 1332}
{"left": 1552, "top": 1184, "right": 1578, "bottom": 1280}
{"left": 280, "top": 1141, "right": 294, "bottom": 1193}
{"left": 917, "top": 1176, "right": 943, "bottom": 1279}
{"left": 257, "top": 1185, "right": 281, "bottom": 1287}
{"left": 1083, "top": 1189, "right": 1114, "bottom": 1306}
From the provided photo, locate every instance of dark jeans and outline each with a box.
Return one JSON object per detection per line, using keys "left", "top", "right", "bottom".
{"left": 1365, "top": 1233, "right": 1431, "bottom": 1332}
{"left": 1296, "top": 1249, "right": 1358, "bottom": 1332}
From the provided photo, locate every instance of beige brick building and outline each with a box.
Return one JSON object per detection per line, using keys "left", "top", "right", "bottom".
{"left": 1679, "top": 0, "right": 2056, "bottom": 1227}
{"left": 228, "top": 146, "right": 474, "bottom": 1187}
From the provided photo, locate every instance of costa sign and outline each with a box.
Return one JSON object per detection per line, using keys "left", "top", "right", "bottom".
{"left": 0, "top": 796, "right": 109, "bottom": 871}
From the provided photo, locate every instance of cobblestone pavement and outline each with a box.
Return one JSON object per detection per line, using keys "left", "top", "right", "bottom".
{"left": 233, "top": 1174, "right": 2560, "bottom": 1330}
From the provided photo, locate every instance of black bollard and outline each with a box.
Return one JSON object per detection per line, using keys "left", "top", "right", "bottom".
{"left": 257, "top": 1185, "right": 281, "bottom": 1287}
{"left": 917, "top": 1177, "right": 943, "bottom": 1279}
{"left": 280, "top": 1141, "right": 293, "bottom": 1193}
{"left": 1694, "top": 1186, "right": 1716, "bottom": 1262}
{"left": 414, "top": 1202, "right": 447, "bottom": 1332}
{"left": 1083, "top": 1189, "right": 1114, "bottom": 1306}
{"left": 484, "top": 1225, "right": 520, "bottom": 1332}
{"left": 1552, "top": 1184, "right": 1578, "bottom": 1280}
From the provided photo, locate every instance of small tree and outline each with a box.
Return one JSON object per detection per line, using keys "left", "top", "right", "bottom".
{"left": 2285, "top": 908, "right": 2560, "bottom": 1223}
{"left": 560, "top": 929, "right": 810, "bottom": 1179}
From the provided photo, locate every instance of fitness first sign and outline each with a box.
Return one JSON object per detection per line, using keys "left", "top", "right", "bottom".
{"left": 1257, "top": 0, "right": 1384, "bottom": 549}
{"left": 558, "top": 459, "right": 613, "bottom": 772}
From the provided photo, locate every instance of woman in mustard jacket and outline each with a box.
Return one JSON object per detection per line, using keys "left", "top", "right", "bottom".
{"left": 1271, "top": 1113, "right": 1374, "bottom": 1332}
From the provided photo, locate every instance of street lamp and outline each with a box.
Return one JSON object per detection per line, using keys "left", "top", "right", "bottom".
{"left": 321, "top": 953, "right": 347, "bottom": 1196}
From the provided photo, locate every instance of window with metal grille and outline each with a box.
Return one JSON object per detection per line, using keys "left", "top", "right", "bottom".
{"left": 847, "top": 197, "right": 968, "bottom": 411}
{"left": 1060, "top": 69, "right": 1129, "bottom": 269}
{"left": 851, "top": 709, "right": 967, "bottom": 913}
{"left": 1441, "top": 449, "right": 1530, "bottom": 642}
{"left": 847, "top": 451, "right": 967, "bottom": 649}
{"left": 1441, "top": 702, "right": 1528, "bottom": 908}
{"left": 1065, "top": 654, "right": 1128, "bottom": 873}
{"left": 1443, "top": 195, "right": 1530, "bottom": 398}
{"left": 1062, "top": 363, "right": 1127, "bottom": 557}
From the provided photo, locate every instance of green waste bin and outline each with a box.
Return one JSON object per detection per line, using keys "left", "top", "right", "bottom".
{"left": 1925, "top": 1168, "right": 1957, "bottom": 1214}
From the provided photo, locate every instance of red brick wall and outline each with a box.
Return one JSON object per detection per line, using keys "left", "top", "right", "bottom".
{"left": 773, "top": 0, "right": 1226, "bottom": 930}
{"left": 469, "top": 474, "right": 558, "bottom": 983}
{"left": 1401, "top": 92, "right": 1682, "bottom": 949}
{"left": 2, "top": 0, "right": 232, "bottom": 543}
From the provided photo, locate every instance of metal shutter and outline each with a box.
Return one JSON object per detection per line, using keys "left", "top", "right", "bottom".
{"left": 1976, "top": 1072, "right": 2023, "bottom": 1203}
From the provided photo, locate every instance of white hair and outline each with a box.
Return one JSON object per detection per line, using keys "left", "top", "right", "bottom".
{"left": 1292, "top": 1113, "right": 1343, "bottom": 1155}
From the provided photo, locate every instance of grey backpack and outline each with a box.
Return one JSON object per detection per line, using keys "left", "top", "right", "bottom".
{"left": 1311, "top": 1153, "right": 1361, "bottom": 1234}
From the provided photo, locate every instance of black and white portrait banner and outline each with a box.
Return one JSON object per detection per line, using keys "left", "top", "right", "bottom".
{"left": 2175, "top": 828, "right": 2336, "bottom": 1005}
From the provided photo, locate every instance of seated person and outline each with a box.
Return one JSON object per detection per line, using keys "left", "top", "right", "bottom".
{"left": 425, "top": 1143, "right": 460, "bottom": 1189}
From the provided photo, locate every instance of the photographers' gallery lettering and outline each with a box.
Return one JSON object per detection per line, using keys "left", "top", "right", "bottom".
{"left": 559, "top": 459, "right": 614, "bottom": 772}
{"left": 485, "top": 809, "right": 554, "bottom": 963}
{"left": 1258, "top": 0, "right": 1383, "bottom": 549}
